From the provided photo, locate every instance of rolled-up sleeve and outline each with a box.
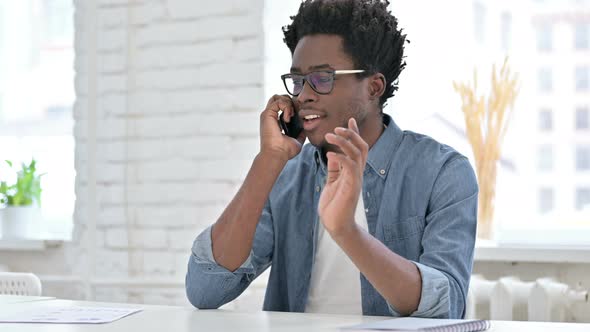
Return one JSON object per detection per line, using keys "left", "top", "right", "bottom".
{"left": 190, "top": 226, "right": 256, "bottom": 274}
{"left": 185, "top": 200, "right": 275, "bottom": 309}
{"left": 388, "top": 157, "right": 478, "bottom": 318}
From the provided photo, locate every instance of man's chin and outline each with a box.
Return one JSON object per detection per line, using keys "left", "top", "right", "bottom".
{"left": 306, "top": 132, "right": 325, "bottom": 148}
{"left": 307, "top": 130, "right": 339, "bottom": 151}
{"left": 310, "top": 140, "right": 339, "bottom": 154}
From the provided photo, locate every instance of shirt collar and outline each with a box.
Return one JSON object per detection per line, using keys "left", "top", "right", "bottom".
{"left": 313, "top": 114, "right": 403, "bottom": 179}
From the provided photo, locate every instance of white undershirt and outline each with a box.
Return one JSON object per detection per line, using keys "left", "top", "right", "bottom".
{"left": 304, "top": 195, "right": 369, "bottom": 315}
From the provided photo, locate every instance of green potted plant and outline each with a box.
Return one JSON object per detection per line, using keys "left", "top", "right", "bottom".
{"left": 0, "top": 159, "right": 44, "bottom": 238}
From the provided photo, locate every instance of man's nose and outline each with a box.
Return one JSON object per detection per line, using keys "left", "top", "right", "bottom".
{"left": 296, "top": 79, "right": 318, "bottom": 104}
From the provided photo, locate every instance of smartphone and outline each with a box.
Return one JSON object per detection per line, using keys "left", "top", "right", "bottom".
{"left": 279, "top": 111, "right": 304, "bottom": 139}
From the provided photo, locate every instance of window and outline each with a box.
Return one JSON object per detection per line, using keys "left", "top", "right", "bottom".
{"left": 575, "top": 66, "right": 589, "bottom": 91}
{"left": 0, "top": 0, "right": 74, "bottom": 239}
{"left": 538, "top": 187, "right": 554, "bottom": 214}
{"left": 576, "top": 188, "right": 590, "bottom": 211}
{"left": 44, "top": 0, "right": 73, "bottom": 44}
{"left": 537, "top": 145, "right": 553, "bottom": 172}
{"left": 0, "top": 3, "right": 4, "bottom": 118}
{"left": 539, "top": 109, "right": 553, "bottom": 131}
{"left": 575, "top": 23, "right": 589, "bottom": 50}
{"left": 473, "top": 2, "right": 486, "bottom": 44}
{"left": 538, "top": 67, "right": 553, "bottom": 93}
{"left": 576, "top": 146, "right": 590, "bottom": 171}
{"left": 576, "top": 107, "right": 589, "bottom": 130}
{"left": 500, "top": 12, "right": 512, "bottom": 52}
{"left": 0, "top": 3, "right": 3, "bottom": 68}
{"left": 536, "top": 24, "right": 553, "bottom": 52}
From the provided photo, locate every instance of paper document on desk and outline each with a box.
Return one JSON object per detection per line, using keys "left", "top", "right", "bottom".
{"left": 343, "top": 317, "right": 490, "bottom": 331}
{"left": 0, "top": 306, "right": 142, "bottom": 324}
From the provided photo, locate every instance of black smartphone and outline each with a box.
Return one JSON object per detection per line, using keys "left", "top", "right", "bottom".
{"left": 279, "top": 111, "right": 304, "bottom": 139}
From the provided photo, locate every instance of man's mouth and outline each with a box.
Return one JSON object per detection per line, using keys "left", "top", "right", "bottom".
{"left": 302, "top": 114, "right": 323, "bottom": 131}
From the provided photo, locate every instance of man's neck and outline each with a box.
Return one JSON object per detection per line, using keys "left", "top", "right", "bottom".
{"left": 358, "top": 112, "right": 385, "bottom": 150}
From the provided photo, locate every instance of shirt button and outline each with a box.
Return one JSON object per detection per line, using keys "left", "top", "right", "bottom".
{"left": 365, "top": 208, "right": 369, "bottom": 213}
{"left": 316, "top": 186, "right": 320, "bottom": 192}
{"left": 379, "top": 169, "right": 385, "bottom": 175}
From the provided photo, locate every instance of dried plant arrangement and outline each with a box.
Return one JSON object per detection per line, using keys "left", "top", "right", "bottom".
{"left": 453, "top": 58, "right": 519, "bottom": 239}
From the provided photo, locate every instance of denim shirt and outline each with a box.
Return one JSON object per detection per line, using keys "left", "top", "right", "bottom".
{"left": 186, "top": 114, "right": 478, "bottom": 318}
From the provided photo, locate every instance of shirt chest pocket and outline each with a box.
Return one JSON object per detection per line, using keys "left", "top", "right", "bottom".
{"left": 380, "top": 216, "right": 425, "bottom": 259}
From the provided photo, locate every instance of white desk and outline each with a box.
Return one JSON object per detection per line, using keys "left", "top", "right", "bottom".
{"left": 0, "top": 295, "right": 55, "bottom": 305}
{"left": 1, "top": 298, "right": 590, "bottom": 331}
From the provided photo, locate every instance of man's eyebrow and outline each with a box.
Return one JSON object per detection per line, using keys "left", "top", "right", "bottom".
{"left": 290, "top": 64, "right": 333, "bottom": 72}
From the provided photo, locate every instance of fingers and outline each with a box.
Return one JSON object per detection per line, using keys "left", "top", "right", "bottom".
{"left": 323, "top": 118, "right": 369, "bottom": 180}
{"left": 286, "top": 96, "right": 300, "bottom": 122}
{"left": 345, "top": 118, "right": 369, "bottom": 158}
{"left": 263, "top": 95, "right": 296, "bottom": 122}
{"left": 326, "top": 152, "right": 339, "bottom": 183}
{"left": 325, "top": 151, "right": 358, "bottom": 183}
{"left": 325, "top": 119, "right": 369, "bottom": 163}
{"left": 326, "top": 152, "right": 344, "bottom": 183}
{"left": 325, "top": 132, "right": 361, "bottom": 162}
{"left": 349, "top": 117, "right": 360, "bottom": 135}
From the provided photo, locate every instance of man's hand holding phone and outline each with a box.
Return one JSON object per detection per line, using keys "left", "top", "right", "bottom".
{"left": 210, "top": 95, "right": 306, "bottom": 273}
{"left": 259, "top": 94, "right": 306, "bottom": 162}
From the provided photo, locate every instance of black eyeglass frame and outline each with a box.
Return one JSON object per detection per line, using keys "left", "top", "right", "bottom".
{"left": 280, "top": 69, "right": 366, "bottom": 96}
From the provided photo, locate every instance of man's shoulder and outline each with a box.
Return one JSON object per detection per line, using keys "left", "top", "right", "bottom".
{"left": 392, "top": 130, "right": 477, "bottom": 196}
{"left": 397, "top": 130, "right": 470, "bottom": 174}
{"left": 401, "top": 129, "right": 459, "bottom": 153}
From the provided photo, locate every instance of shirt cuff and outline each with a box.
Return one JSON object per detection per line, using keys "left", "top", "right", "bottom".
{"left": 387, "top": 261, "right": 450, "bottom": 318}
{"left": 191, "top": 226, "right": 255, "bottom": 275}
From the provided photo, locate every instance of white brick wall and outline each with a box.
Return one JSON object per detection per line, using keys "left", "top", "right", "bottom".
{"left": 85, "top": 0, "right": 262, "bottom": 288}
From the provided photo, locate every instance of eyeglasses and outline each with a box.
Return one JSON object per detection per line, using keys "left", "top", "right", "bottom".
{"left": 280, "top": 70, "right": 365, "bottom": 96}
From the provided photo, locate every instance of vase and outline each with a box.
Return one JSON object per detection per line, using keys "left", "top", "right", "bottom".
{"left": 477, "top": 160, "right": 497, "bottom": 240}
{"left": 0, "top": 206, "right": 38, "bottom": 239}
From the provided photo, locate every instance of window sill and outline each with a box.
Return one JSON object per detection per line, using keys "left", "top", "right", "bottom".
{"left": 0, "top": 231, "right": 69, "bottom": 251}
{"left": 0, "top": 238, "right": 65, "bottom": 251}
{"left": 474, "top": 239, "right": 590, "bottom": 264}
{"left": 0, "top": 220, "right": 72, "bottom": 251}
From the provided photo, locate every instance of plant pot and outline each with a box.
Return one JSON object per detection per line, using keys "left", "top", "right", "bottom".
{"left": 0, "top": 206, "right": 39, "bottom": 239}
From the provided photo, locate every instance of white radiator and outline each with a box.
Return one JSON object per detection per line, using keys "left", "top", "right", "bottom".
{"left": 466, "top": 275, "right": 589, "bottom": 322}
{"left": 528, "top": 278, "right": 589, "bottom": 322}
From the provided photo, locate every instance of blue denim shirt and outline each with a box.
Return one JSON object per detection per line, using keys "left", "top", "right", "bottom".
{"left": 186, "top": 114, "right": 478, "bottom": 318}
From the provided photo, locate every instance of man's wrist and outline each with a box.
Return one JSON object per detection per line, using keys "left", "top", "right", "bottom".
{"left": 256, "top": 151, "right": 289, "bottom": 168}
{"left": 328, "top": 219, "right": 362, "bottom": 244}
{"left": 258, "top": 150, "right": 289, "bottom": 165}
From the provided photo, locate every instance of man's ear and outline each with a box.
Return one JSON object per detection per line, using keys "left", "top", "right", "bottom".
{"left": 368, "top": 73, "right": 386, "bottom": 99}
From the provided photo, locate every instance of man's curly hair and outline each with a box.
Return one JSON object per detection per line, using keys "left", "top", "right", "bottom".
{"left": 282, "top": 0, "right": 407, "bottom": 108}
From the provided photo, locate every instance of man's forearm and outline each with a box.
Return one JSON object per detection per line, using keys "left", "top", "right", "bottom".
{"left": 211, "top": 152, "right": 287, "bottom": 272}
{"left": 331, "top": 224, "right": 422, "bottom": 316}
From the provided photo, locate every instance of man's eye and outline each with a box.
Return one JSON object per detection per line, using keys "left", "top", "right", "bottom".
{"left": 311, "top": 76, "right": 331, "bottom": 85}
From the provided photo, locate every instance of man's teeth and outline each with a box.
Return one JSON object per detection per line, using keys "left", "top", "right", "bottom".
{"left": 304, "top": 115, "right": 321, "bottom": 120}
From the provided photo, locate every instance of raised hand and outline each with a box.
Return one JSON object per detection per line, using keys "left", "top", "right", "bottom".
{"left": 318, "top": 118, "right": 369, "bottom": 238}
